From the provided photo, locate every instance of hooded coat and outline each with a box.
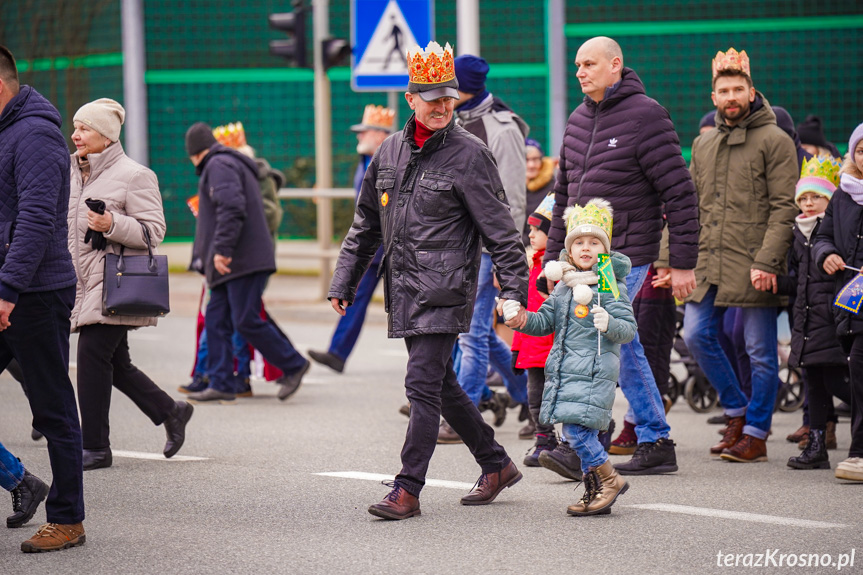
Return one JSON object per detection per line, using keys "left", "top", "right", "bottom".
{"left": 688, "top": 95, "right": 799, "bottom": 307}
{"left": 516, "top": 251, "right": 636, "bottom": 430}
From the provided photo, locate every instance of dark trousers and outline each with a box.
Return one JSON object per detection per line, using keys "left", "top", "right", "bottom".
{"left": 207, "top": 272, "right": 306, "bottom": 392}
{"left": 328, "top": 261, "right": 380, "bottom": 361}
{"left": 527, "top": 367, "right": 554, "bottom": 435}
{"left": 804, "top": 365, "right": 850, "bottom": 430}
{"left": 0, "top": 287, "right": 84, "bottom": 524}
{"left": 397, "top": 333, "right": 510, "bottom": 497}
{"left": 77, "top": 323, "right": 175, "bottom": 450}
{"left": 847, "top": 336, "right": 863, "bottom": 457}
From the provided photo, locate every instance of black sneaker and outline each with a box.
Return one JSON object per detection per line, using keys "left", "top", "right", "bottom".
{"left": 308, "top": 350, "right": 345, "bottom": 374}
{"left": 479, "top": 391, "right": 510, "bottom": 427}
{"left": 523, "top": 434, "right": 558, "bottom": 467}
{"left": 614, "top": 437, "right": 678, "bottom": 475}
{"left": 277, "top": 359, "right": 311, "bottom": 401}
{"left": 6, "top": 470, "right": 49, "bottom": 528}
{"left": 538, "top": 441, "right": 583, "bottom": 481}
{"left": 178, "top": 375, "right": 209, "bottom": 395}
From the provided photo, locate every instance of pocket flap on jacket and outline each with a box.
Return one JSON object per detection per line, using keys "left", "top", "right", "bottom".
{"left": 418, "top": 172, "right": 454, "bottom": 191}
{"left": 376, "top": 168, "right": 396, "bottom": 190}
{"left": 415, "top": 249, "right": 467, "bottom": 275}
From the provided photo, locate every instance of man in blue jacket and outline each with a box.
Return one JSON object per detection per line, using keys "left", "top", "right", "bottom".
{"left": 185, "top": 122, "right": 310, "bottom": 402}
{"left": 0, "top": 45, "right": 86, "bottom": 552}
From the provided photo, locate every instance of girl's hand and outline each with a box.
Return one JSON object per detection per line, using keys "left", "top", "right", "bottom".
{"left": 823, "top": 254, "right": 846, "bottom": 275}
{"left": 591, "top": 305, "right": 609, "bottom": 332}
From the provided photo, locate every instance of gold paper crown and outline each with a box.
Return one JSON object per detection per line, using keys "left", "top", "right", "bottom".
{"left": 800, "top": 155, "right": 842, "bottom": 187}
{"left": 565, "top": 198, "right": 613, "bottom": 242}
{"left": 358, "top": 105, "right": 395, "bottom": 131}
{"left": 712, "top": 47, "right": 751, "bottom": 79}
{"left": 407, "top": 41, "right": 455, "bottom": 85}
{"left": 212, "top": 122, "right": 247, "bottom": 149}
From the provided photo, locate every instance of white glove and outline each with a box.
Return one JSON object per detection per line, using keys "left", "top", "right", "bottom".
{"left": 592, "top": 305, "right": 609, "bottom": 333}
{"left": 502, "top": 300, "right": 522, "bottom": 321}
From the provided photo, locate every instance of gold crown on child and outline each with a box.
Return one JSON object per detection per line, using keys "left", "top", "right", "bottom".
{"left": 565, "top": 198, "right": 613, "bottom": 241}
{"left": 212, "top": 122, "right": 247, "bottom": 148}
{"left": 801, "top": 155, "right": 842, "bottom": 187}
{"left": 712, "top": 47, "right": 750, "bottom": 79}
{"left": 407, "top": 41, "right": 455, "bottom": 85}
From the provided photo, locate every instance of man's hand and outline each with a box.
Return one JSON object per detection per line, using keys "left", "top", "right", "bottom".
{"left": 823, "top": 254, "right": 846, "bottom": 275}
{"left": 652, "top": 267, "right": 672, "bottom": 289}
{"left": 213, "top": 254, "right": 232, "bottom": 275}
{"left": 87, "top": 210, "right": 112, "bottom": 233}
{"left": 670, "top": 268, "right": 697, "bottom": 299}
{"left": 750, "top": 269, "right": 778, "bottom": 293}
{"left": 0, "top": 299, "right": 15, "bottom": 331}
{"left": 330, "top": 297, "right": 349, "bottom": 317}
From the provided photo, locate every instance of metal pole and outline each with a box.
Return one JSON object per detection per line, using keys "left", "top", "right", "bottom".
{"left": 387, "top": 91, "right": 399, "bottom": 129}
{"left": 314, "top": 0, "right": 334, "bottom": 297}
{"left": 547, "top": 0, "right": 567, "bottom": 156}
{"left": 456, "top": 0, "right": 480, "bottom": 55}
{"left": 121, "top": 0, "right": 149, "bottom": 165}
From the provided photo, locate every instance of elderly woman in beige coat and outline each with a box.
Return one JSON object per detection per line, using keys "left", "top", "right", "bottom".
{"left": 69, "top": 98, "right": 193, "bottom": 470}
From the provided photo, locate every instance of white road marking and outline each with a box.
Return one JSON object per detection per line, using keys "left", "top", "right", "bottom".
{"left": 111, "top": 450, "right": 209, "bottom": 462}
{"left": 626, "top": 503, "right": 847, "bottom": 529}
{"left": 315, "top": 471, "right": 474, "bottom": 490}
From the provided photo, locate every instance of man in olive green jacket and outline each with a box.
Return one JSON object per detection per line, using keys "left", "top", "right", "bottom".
{"left": 683, "top": 48, "right": 798, "bottom": 463}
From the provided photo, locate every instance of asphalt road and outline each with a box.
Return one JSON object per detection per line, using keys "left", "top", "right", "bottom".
{"left": 0, "top": 273, "right": 861, "bottom": 574}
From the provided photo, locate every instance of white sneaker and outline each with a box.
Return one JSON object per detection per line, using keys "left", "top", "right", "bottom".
{"left": 835, "top": 457, "right": 863, "bottom": 481}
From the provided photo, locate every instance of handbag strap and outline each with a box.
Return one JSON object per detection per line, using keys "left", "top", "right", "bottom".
{"left": 115, "top": 223, "right": 156, "bottom": 272}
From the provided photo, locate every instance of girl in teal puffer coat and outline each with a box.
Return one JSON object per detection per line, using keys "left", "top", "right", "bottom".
{"left": 504, "top": 199, "right": 636, "bottom": 516}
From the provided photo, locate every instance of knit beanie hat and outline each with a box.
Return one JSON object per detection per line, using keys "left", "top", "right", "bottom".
{"left": 563, "top": 198, "right": 613, "bottom": 254}
{"left": 848, "top": 122, "right": 863, "bottom": 160}
{"left": 525, "top": 137, "right": 543, "bottom": 156}
{"left": 795, "top": 156, "right": 842, "bottom": 205}
{"left": 797, "top": 115, "right": 832, "bottom": 149}
{"left": 73, "top": 98, "right": 125, "bottom": 142}
{"left": 527, "top": 193, "right": 555, "bottom": 235}
{"left": 185, "top": 122, "right": 217, "bottom": 156}
{"left": 698, "top": 111, "right": 715, "bottom": 130}
{"left": 454, "top": 55, "right": 489, "bottom": 95}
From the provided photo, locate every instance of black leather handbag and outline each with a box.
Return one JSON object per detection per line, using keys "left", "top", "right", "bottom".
{"left": 102, "top": 224, "right": 170, "bottom": 317}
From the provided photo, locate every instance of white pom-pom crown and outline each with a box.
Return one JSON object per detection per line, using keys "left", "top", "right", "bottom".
{"left": 544, "top": 260, "right": 563, "bottom": 282}
{"left": 573, "top": 284, "right": 593, "bottom": 305}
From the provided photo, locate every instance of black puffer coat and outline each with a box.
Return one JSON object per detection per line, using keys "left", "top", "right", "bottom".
{"left": 781, "top": 220, "right": 847, "bottom": 367}
{"left": 813, "top": 188, "right": 863, "bottom": 343}
{"left": 545, "top": 68, "right": 699, "bottom": 269}
{"left": 329, "top": 115, "right": 529, "bottom": 338}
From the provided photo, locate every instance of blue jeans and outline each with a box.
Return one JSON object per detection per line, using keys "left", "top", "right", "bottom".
{"left": 0, "top": 441, "right": 24, "bottom": 491}
{"left": 562, "top": 423, "right": 608, "bottom": 473}
{"left": 329, "top": 261, "right": 381, "bottom": 361}
{"left": 683, "top": 285, "right": 779, "bottom": 439}
{"left": 620, "top": 264, "right": 671, "bottom": 442}
{"left": 194, "top": 322, "right": 252, "bottom": 386}
{"left": 456, "top": 254, "right": 527, "bottom": 406}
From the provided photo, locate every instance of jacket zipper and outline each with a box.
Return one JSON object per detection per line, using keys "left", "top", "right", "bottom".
{"left": 115, "top": 270, "right": 157, "bottom": 287}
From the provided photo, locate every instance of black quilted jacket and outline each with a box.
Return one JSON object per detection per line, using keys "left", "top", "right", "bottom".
{"left": 0, "top": 86, "right": 76, "bottom": 303}
{"left": 544, "top": 68, "right": 699, "bottom": 270}
{"left": 329, "top": 115, "right": 528, "bottom": 338}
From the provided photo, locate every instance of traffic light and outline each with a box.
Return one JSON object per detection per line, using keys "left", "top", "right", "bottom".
{"left": 269, "top": 0, "right": 308, "bottom": 68}
{"left": 321, "top": 37, "right": 350, "bottom": 71}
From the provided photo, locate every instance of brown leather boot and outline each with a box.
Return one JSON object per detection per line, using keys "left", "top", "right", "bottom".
{"left": 21, "top": 523, "right": 85, "bottom": 553}
{"left": 826, "top": 420, "right": 838, "bottom": 450}
{"left": 567, "top": 461, "right": 629, "bottom": 516}
{"left": 720, "top": 434, "right": 767, "bottom": 462}
{"left": 710, "top": 415, "right": 744, "bottom": 455}
{"left": 437, "top": 419, "right": 463, "bottom": 444}
{"left": 368, "top": 481, "right": 420, "bottom": 520}
{"left": 460, "top": 460, "right": 522, "bottom": 505}
{"left": 786, "top": 424, "right": 809, "bottom": 443}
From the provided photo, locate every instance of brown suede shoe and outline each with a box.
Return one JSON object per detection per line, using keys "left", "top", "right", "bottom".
{"left": 786, "top": 424, "right": 809, "bottom": 443}
{"left": 720, "top": 434, "right": 767, "bottom": 462}
{"left": 710, "top": 415, "right": 744, "bottom": 455}
{"left": 21, "top": 523, "right": 85, "bottom": 553}
{"left": 368, "top": 481, "right": 420, "bottom": 520}
{"left": 460, "top": 460, "right": 522, "bottom": 505}
{"left": 437, "top": 419, "right": 463, "bottom": 445}
{"left": 567, "top": 460, "right": 629, "bottom": 516}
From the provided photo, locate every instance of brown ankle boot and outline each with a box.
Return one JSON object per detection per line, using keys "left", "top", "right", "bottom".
{"left": 368, "top": 481, "right": 420, "bottom": 520}
{"left": 567, "top": 461, "right": 628, "bottom": 516}
{"left": 720, "top": 434, "right": 767, "bottom": 462}
{"left": 710, "top": 415, "right": 744, "bottom": 455}
{"left": 786, "top": 424, "right": 809, "bottom": 443}
{"left": 825, "top": 420, "right": 838, "bottom": 450}
{"left": 20, "top": 523, "right": 85, "bottom": 553}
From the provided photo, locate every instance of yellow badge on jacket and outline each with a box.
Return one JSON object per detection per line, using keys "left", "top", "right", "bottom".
{"left": 381, "top": 192, "right": 389, "bottom": 207}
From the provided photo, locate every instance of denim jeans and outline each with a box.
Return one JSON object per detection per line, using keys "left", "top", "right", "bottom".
{"left": 562, "top": 423, "right": 608, "bottom": 473}
{"left": 619, "top": 264, "right": 671, "bottom": 442}
{"left": 683, "top": 285, "right": 779, "bottom": 439}
{"left": 457, "top": 254, "right": 527, "bottom": 406}
{"left": 329, "top": 260, "right": 381, "bottom": 361}
{"left": 194, "top": 318, "right": 252, "bottom": 382}
{"left": 397, "top": 333, "right": 510, "bottom": 496}
{"left": 0, "top": 441, "right": 24, "bottom": 491}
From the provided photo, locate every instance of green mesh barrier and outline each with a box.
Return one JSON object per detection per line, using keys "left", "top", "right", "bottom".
{"left": 565, "top": 1, "right": 863, "bottom": 23}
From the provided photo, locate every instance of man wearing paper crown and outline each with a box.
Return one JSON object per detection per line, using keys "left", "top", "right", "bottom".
{"left": 329, "top": 40, "right": 529, "bottom": 520}
{"left": 504, "top": 198, "right": 638, "bottom": 516}
{"left": 684, "top": 47, "right": 799, "bottom": 463}
{"left": 545, "top": 36, "right": 698, "bottom": 476}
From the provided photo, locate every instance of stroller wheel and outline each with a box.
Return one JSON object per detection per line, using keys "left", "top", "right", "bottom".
{"left": 776, "top": 362, "right": 804, "bottom": 412}
{"left": 684, "top": 374, "right": 718, "bottom": 413}
{"left": 666, "top": 373, "right": 681, "bottom": 406}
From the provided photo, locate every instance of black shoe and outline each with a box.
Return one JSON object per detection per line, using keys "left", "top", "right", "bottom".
{"left": 523, "top": 434, "right": 558, "bottom": 467}
{"left": 399, "top": 403, "right": 411, "bottom": 417}
{"left": 163, "top": 401, "right": 194, "bottom": 458}
{"left": 82, "top": 448, "right": 112, "bottom": 471}
{"left": 6, "top": 470, "right": 49, "bottom": 528}
{"left": 277, "top": 359, "right": 310, "bottom": 400}
{"left": 538, "top": 441, "right": 583, "bottom": 480}
{"left": 187, "top": 387, "right": 236, "bottom": 403}
{"left": 614, "top": 437, "right": 678, "bottom": 475}
{"left": 518, "top": 421, "right": 536, "bottom": 440}
{"left": 479, "top": 391, "right": 510, "bottom": 427}
{"left": 517, "top": 402, "right": 530, "bottom": 422}
{"left": 788, "top": 429, "right": 830, "bottom": 470}
{"left": 178, "top": 375, "right": 209, "bottom": 395}
{"left": 30, "top": 428, "right": 43, "bottom": 441}
{"left": 308, "top": 350, "right": 345, "bottom": 374}
{"left": 707, "top": 414, "right": 727, "bottom": 425}
{"left": 598, "top": 418, "right": 616, "bottom": 452}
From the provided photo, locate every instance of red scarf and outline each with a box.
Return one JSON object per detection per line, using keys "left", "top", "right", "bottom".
{"left": 414, "top": 119, "right": 435, "bottom": 148}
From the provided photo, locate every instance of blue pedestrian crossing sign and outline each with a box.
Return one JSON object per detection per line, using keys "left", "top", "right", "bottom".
{"left": 351, "top": 0, "right": 434, "bottom": 91}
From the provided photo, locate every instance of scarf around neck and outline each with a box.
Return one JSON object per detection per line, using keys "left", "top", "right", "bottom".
{"left": 556, "top": 260, "right": 599, "bottom": 288}
{"left": 841, "top": 173, "right": 863, "bottom": 206}
{"left": 795, "top": 213, "right": 821, "bottom": 241}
